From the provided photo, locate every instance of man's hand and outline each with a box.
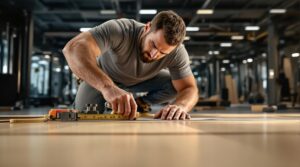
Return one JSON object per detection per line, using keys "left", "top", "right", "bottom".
{"left": 102, "top": 85, "right": 137, "bottom": 120}
{"left": 154, "top": 104, "right": 191, "bottom": 120}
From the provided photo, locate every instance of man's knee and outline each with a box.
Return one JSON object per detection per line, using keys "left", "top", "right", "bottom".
{"left": 74, "top": 82, "right": 105, "bottom": 112}
{"left": 142, "top": 75, "right": 177, "bottom": 104}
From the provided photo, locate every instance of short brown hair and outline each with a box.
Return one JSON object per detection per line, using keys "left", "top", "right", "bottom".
{"left": 150, "top": 10, "right": 186, "bottom": 46}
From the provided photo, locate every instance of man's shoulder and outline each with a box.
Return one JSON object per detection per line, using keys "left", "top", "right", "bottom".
{"left": 169, "top": 44, "right": 188, "bottom": 57}
{"left": 164, "top": 44, "right": 189, "bottom": 66}
{"left": 114, "top": 18, "right": 144, "bottom": 31}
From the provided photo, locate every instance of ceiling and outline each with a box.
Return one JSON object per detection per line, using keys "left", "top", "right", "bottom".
{"left": 1, "top": 0, "right": 300, "bottom": 61}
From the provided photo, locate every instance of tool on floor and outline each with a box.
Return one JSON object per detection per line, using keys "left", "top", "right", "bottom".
{"left": 7, "top": 109, "right": 130, "bottom": 123}
{"left": 7, "top": 102, "right": 155, "bottom": 123}
{"left": 48, "top": 108, "right": 77, "bottom": 120}
{"left": 49, "top": 103, "right": 155, "bottom": 121}
{"left": 49, "top": 110, "right": 131, "bottom": 121}
{"left": 48, "top": 104, "right": 132, "bottom": 121}
{"left": 104, "top": 101, "right": 154, "bottom": 118}
{"left": 83, "top": 104, "right": 100, "bottom": 114}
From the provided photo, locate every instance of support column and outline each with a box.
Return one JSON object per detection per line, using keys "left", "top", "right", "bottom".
{"left": 136, "top": 0, "right": 141, "bottom": 21}
{"left": 215, "top": 60, "right": 220, "bottom": 96}
{"left": 20, "top": 11, "right": 34, "bottom": 107}
{"left": 267, "top": 19, "right": 279, "bottom": 105}
{"left": 211, "top": 60, "right": 217, "bottom": 96}
{"left": 208, "top": 62, "right": 214, "bottom": 97}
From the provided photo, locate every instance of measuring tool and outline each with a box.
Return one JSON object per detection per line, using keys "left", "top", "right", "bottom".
{"left": 48, "top": 108, "right": 133, "bottom": 121}
{"left": 79, "top": 113, "right": 130, "bottom": 120}
{"left": 6, "top": 102, "right": 155, "bottom": 123}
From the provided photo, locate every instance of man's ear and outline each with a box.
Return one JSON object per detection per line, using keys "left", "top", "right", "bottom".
{"left": 144, "top": 22, "right": 151, "bottom": 33}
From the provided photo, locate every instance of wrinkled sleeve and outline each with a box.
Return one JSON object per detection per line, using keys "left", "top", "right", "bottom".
{"left": 168, "top": 45, "right": 193, "bottom": 80}
{"left": 89, "top": 19, "right": 124, "bottom": 53}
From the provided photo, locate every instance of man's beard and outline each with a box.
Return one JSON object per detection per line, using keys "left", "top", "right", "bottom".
{"left": 139, "top": 32, "right": 155, "bottom": 63}
{"left": 141, "top": 52, "right": 155, "bottom": 63}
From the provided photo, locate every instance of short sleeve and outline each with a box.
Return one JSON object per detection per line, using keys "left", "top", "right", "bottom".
{"left": 89, "top": 19, "right": 124, "bottom": 53}
{"left": 168, "top": 45, "right": 193, "bottom": 80}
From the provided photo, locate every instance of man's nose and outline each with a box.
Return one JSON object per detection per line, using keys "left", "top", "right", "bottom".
{"left": 149, "top": 48, "right": 158, "bottom": 58}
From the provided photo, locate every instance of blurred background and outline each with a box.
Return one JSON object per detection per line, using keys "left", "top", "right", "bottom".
{"left": 0, "top": 0, "right": 300, "bottom": 112}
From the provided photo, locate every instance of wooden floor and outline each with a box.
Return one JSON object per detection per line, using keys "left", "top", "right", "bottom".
{"left": 1, "top": 113, "right": 300, "bottom": 167}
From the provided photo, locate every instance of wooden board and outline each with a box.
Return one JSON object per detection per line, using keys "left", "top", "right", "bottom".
{"left": 225, "top": 75, "right": 239, "bottom": 104}
{"left": 251, "top": 104, "right": 268, "bottom": 112}
{"left": 0, "top": 114, "right": 300, "bottom": 167}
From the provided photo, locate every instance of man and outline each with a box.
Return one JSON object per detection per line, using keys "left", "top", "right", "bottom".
{"left": 63, "top": 10, "right": 198, "bottom": 120}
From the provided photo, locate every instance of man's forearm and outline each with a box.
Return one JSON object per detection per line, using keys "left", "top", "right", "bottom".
{"left": 173, "top": 86, "right": 199, "bottom": 112}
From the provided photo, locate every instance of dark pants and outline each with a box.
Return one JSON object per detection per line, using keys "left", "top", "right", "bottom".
{"left": 74, "top": 70, "right": 177, "bottom": 113}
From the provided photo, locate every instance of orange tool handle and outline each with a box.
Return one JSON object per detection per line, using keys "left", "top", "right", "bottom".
{"left": 48, "top": 109, "right": 77, "bottom": 120}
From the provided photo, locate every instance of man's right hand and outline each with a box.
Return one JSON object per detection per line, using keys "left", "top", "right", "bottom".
{"left": 102, "top": 85, "right": 137, "bottom": 120}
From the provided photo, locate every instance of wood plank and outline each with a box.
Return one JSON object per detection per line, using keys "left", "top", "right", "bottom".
{"left": 225, "top": 75, "right": 239, "bottom": 104}
{"left": 0, "top": 117, "right": 300, "bottom": 167}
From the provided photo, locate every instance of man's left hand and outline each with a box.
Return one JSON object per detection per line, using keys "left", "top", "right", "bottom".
{"left": 154, "top": 104, "right": 191, "bottom": 120}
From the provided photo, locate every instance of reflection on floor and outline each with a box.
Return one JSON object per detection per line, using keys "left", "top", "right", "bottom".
{"left": 0, "top": 106, "right": 300, "bottom": 167}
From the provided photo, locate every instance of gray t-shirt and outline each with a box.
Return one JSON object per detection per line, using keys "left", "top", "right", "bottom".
{"left": 89, "top": 18, "right": 192, "bottom": 86}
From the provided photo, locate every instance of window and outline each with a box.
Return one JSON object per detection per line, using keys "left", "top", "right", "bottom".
{"left": 30, "top": 55, "right": 50, "bottom": 97}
